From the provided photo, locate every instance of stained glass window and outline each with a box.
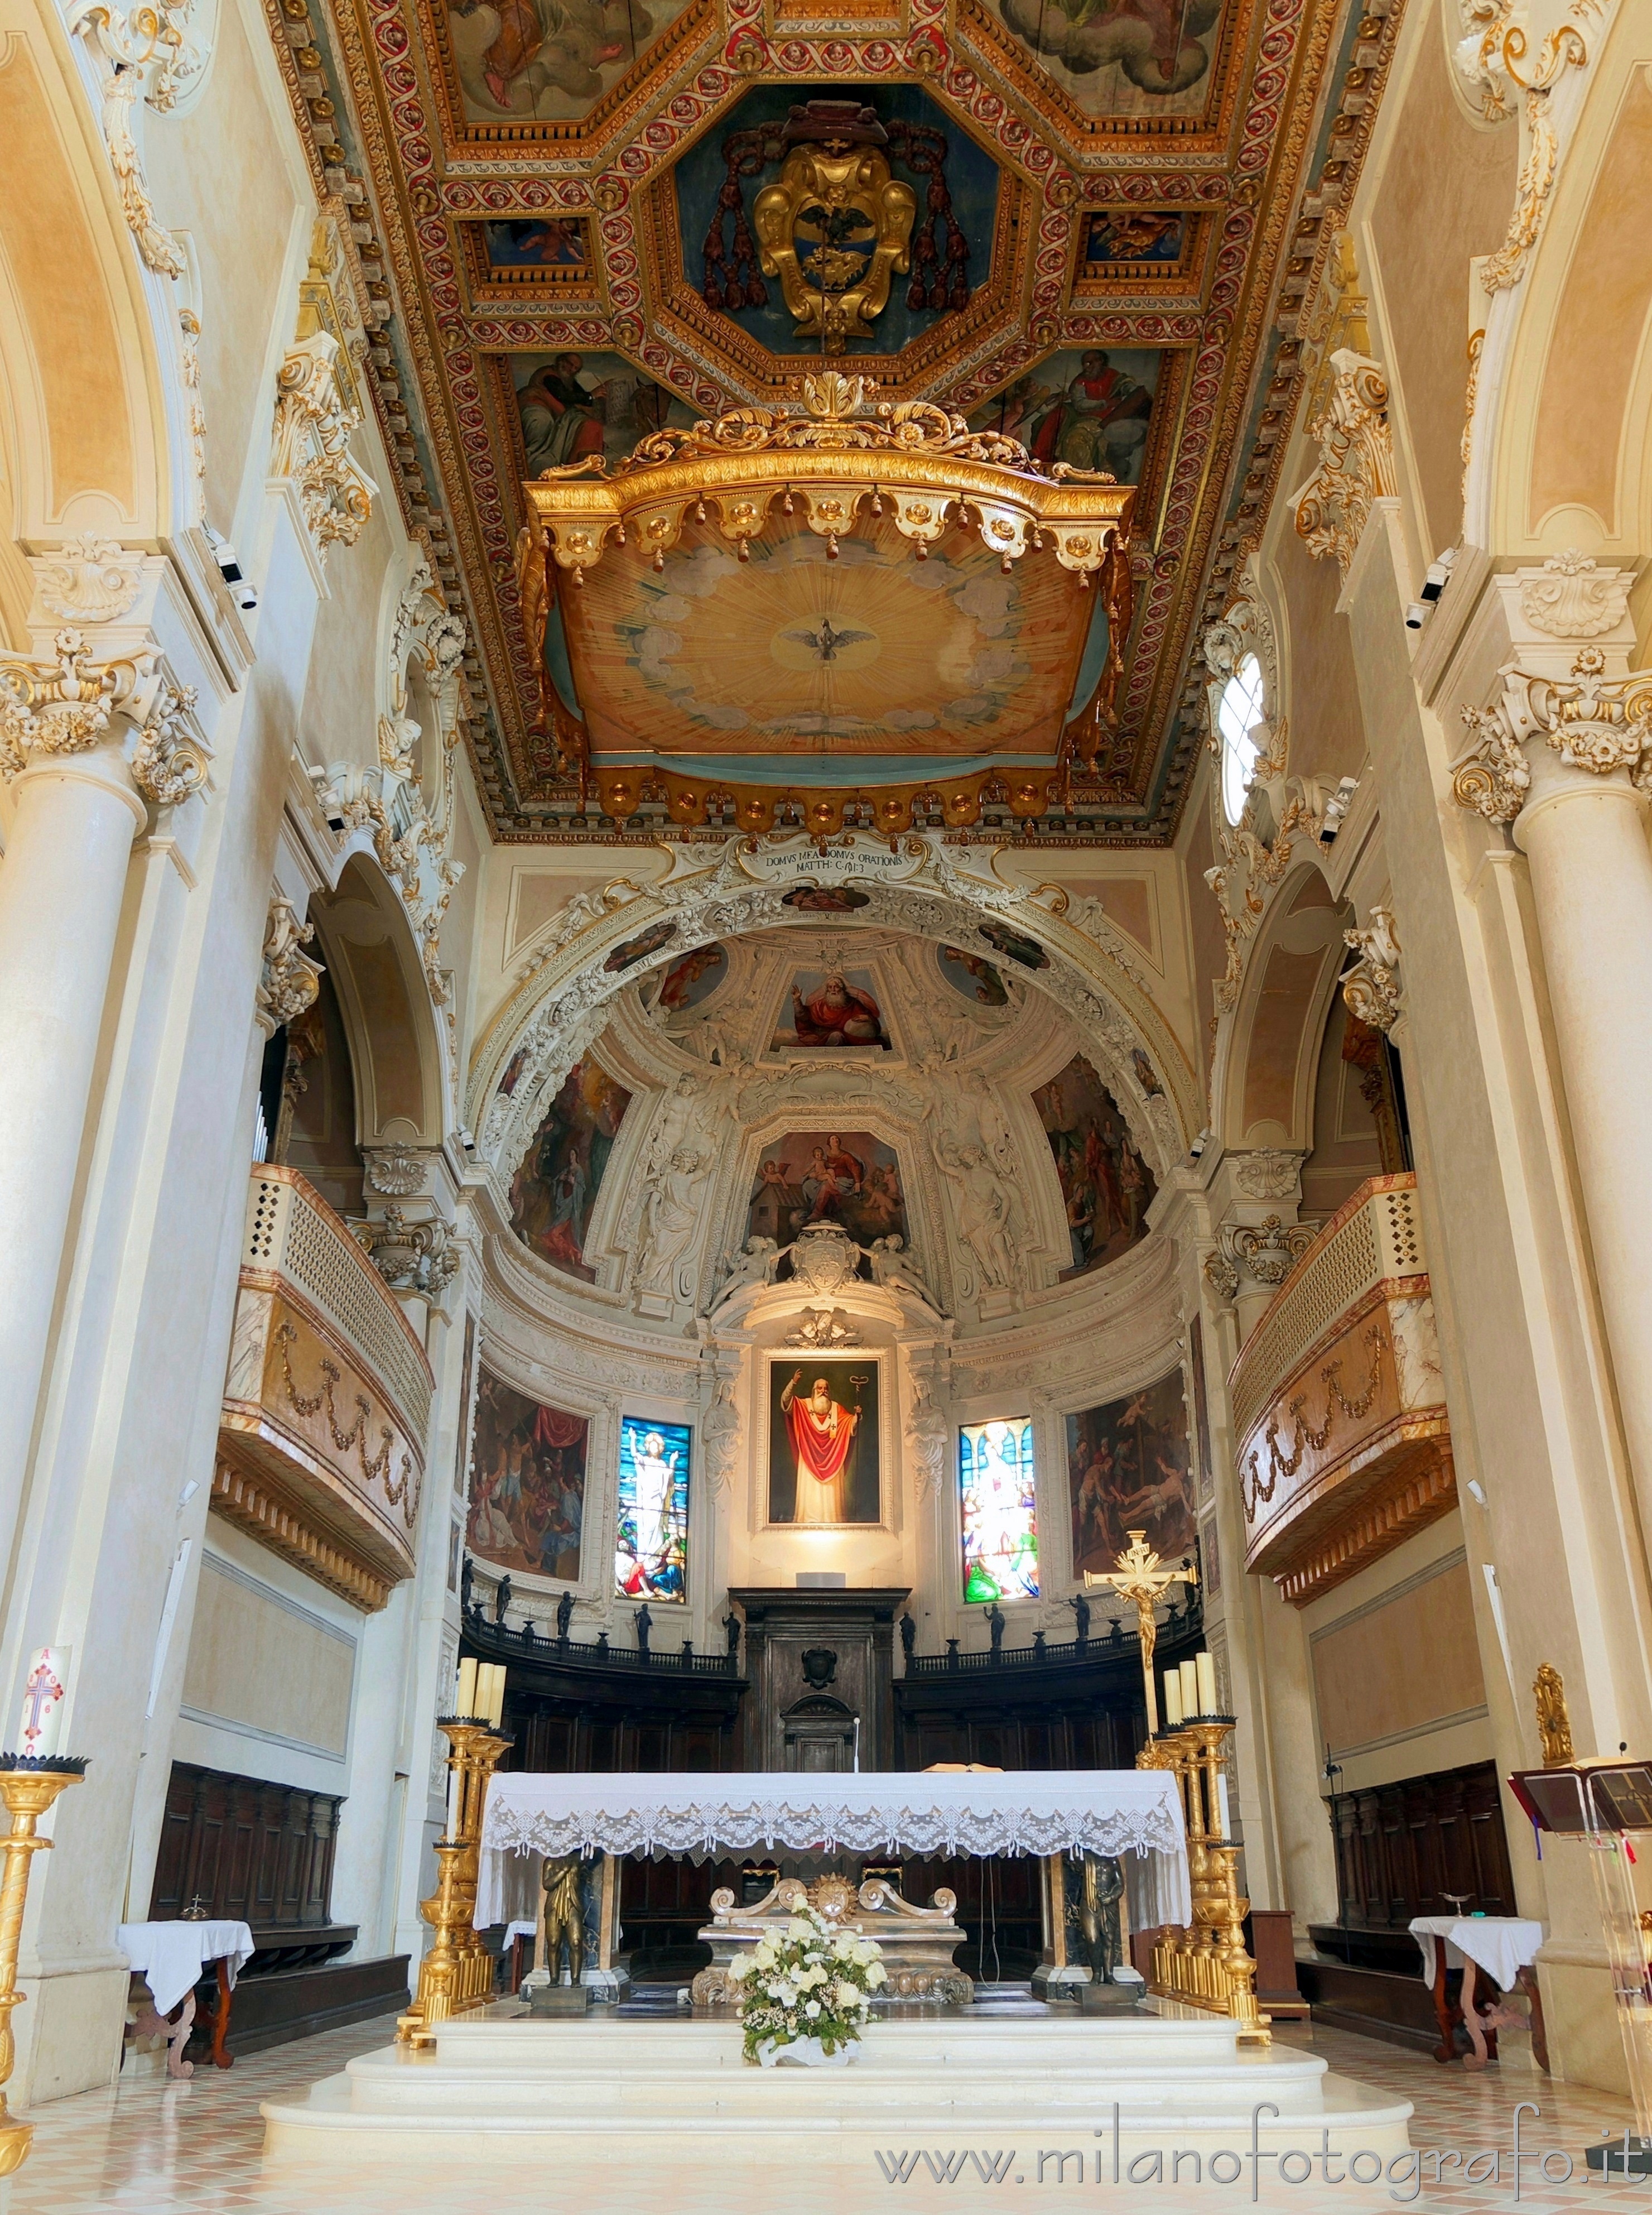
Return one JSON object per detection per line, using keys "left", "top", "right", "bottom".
{"left": 959, "top": 1418, "right": 1039, "bottom": 1603}
{"left": 615, "top": 1416, "right": 690, "bottom": 1602}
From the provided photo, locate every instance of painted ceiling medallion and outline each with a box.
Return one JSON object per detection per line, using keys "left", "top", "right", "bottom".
{"left": 519, "top": 372, "right": 1134, "bottom": 831}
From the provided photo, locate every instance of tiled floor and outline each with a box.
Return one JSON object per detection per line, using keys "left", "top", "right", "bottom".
{"left": 5, "top": 2013, "right": 1642, "bottom": 2215}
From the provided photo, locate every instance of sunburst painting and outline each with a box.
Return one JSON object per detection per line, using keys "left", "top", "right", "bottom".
{"left": 556, "top": 506, "right": 1101, "bottom": 772}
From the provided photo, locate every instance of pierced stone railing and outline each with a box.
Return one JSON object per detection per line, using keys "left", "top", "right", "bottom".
{"left": 216, "top": 1166, "right": 434, "bottom": 1611}
{"left": 1229, "top": 1174, "right": 1453, "bottom": 1605}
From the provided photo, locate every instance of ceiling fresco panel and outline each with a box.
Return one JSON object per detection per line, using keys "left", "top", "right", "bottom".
{"left": 552, "top": 505, "right": 1110, "bottom": 772}
{"left": 281, "top": 0, "right": 1407, "bottom": 838}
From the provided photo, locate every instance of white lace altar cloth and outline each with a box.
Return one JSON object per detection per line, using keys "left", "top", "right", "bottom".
{"left": 475, "top": 1770, "right": 1189, "bottom": 1930}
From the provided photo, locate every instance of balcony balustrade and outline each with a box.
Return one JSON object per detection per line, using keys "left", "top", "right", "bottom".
{"left": 216, "top": 1166, "right": 434, "bottom": 1611}
{"left": 1229, "top": 1174, "right": 1453, "bottom": 1605}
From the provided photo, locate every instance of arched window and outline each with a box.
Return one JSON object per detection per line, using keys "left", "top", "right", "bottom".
{"left": 1218, "top": 652, "right": 1266, "bottom": 824}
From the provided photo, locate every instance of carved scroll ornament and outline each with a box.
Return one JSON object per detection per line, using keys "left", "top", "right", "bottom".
{"left": 1292, "top": 350, "right": 1398, "bottom": 574}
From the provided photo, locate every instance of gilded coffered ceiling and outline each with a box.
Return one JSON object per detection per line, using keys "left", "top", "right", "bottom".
{"left": 266, "top": 0, "right": 1404, "bottom": 840}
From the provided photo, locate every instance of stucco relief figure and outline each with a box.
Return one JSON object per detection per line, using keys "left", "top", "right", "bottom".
{"left": 715, "top": 1233, "right": 780, "bottom": 1304}
{"left": 635, "top": 1143, "right": 710, "bottom": 1295}
{"left": 937, "top": 1135, "right": 1017, "bottom": 1291}
{"left": 867, "top": 1232, "right": 940, "bottom": 1310}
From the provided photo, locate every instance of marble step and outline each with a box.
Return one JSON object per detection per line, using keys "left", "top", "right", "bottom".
{"left": 263, "top": 2011, "right": 1411, "bottom": 2144}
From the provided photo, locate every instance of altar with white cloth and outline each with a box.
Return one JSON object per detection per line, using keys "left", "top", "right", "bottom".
{"left": 474, "top": 1767, "right": 1191, "bottom": 1938}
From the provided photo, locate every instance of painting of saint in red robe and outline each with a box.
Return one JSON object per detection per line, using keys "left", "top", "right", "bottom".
{"left": 768, "top": 1360, "right": 880, "bottom": 1524}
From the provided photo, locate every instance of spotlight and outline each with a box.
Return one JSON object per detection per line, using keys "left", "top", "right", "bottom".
{"left": 1404, "top": 547, "right": 1456, "bottom": 631}
{"left": 205, "top": 524, "right": 258, "bottom": 612}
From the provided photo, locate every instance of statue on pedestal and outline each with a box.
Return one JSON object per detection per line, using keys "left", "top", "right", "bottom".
{"left": 1072, "top": 1851, "right": 1125, "bottom": 1983}
{"left": 556, "top": 1588, "right": 574, "bottom": 1643}
{"left": 541, "top": 1853, "right": 586, "bottom": 1985}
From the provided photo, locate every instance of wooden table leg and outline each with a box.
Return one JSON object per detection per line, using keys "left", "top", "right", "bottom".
{"left": 165, "top": 1992, "right": 195, "bottom": 2078}
{"left": 208, "top": 1958, "right": 234, "bottom": 2070}
{"left": 1460, "top": 1958, "right": 1493, "bottom": 2071}
{"left": 1519, "top": 1964, "right": 1549, "bottom": 2073}
{"left": 1429, "top": 1945, "right": 1458, "bottom": 2064}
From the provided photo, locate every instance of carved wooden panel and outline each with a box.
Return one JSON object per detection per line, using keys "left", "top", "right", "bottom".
{"left": 1325, "top": 1760, "right": 1515, "bottom": 1932}
{"left": 149, "top": 1761, "right": 343, "bottom": 1934}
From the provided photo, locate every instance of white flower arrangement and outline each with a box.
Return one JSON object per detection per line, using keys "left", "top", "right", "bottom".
{"left": 725, "top": 1906, "right": 888, "bottom": 2064}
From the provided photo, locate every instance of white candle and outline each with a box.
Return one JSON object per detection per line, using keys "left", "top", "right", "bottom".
{"left": 455, "top": 1657, "right": 478, "bottom": 1718}
{"left": 1196, "top": 1650, "right": 1217, "bottom": 1716}
{"left": 1215, "top": 1774, "right": 1231, "bottom": 1841}
{"left": 18, "top": 1648, "right": 68, "bottom": 1759}
{"left": 1162, "top": 1670, "right": 1183, "bottom": 1728}
{"left": 483, "top": 1664, "right": 506, "bottom": 1728}
{"left": 1179, "top": 1659, "right": 1199, "bottom": 1720}
{"left": 445, "top": 1744, "right": 461, "bottom": 1839}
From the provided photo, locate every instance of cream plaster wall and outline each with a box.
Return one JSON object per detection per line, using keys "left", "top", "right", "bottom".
{"left": 142, "top": 0, "right": 303, "bottom": 532}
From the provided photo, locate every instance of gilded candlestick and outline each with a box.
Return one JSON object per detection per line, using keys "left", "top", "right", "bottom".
{"left": 0, "top": 1761, "right": 86, "bottom": 2178}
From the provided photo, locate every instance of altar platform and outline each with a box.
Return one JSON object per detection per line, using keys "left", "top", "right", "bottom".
{"left": 261, "top": 1998, "right": 1413, "bottom": 2205}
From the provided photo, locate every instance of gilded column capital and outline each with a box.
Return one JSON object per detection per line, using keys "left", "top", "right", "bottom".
{"left": 1452, "top": 654, "right": 1652, "bottom": 825}
{"left": 0, "top": 626, "right": 210, "bottom": 808}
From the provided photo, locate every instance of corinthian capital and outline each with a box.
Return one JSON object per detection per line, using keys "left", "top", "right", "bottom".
{"left": 0, "top": 626, "right": 211, "bottom": 806}
{"left": 1453, "top": 647, "right": 1652, "bottom": 824}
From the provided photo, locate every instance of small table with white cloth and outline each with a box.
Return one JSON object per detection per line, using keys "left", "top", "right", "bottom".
{"left": 117, "top": 1919, "right": 256, "bottom": 2076}
{"left": 1408, "top": 1915, "right": 1546, "bottom": 2070}
{"left": 475, "top": 1769, "right": 1191, "bottom": 1982}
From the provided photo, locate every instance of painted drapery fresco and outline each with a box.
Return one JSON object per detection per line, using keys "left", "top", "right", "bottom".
{"left": 448, "top": 0, "right": 696, "bottom": 123}
{"left": 960, "top": 1417, "right": 1039, "bottom": 1602}
{"left": 969, "top": 349, "right": 1161, "bottom": 488}
{"left": 1034, "top": 1053, "right": 1155, "bottom": 1275}
{"left": 746, "top": 1131, "right": 907, "bottom": 1250}
{"left": 994, "top": 0, "right": 1223, "bottom": 116}
{"left": 508, "top": 1058, "right": 632, "bottom": 1280}
{"left": 768, "top": 1359, "right": 880, "bottom": 1524}
{"left": 467, "top": 1369, "right": 588, "bottom": 1580}
{"left": 1066, "top": 1371, "right": 1193, "bottom": 1578}
{"left": 514, "top": 352, "right": 696, "bottom": 473}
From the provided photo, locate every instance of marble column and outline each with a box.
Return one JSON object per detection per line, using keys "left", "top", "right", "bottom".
{"left": 1478, "top": 565, "right": 1652, "bottom": 1532}
{"left": 0, "top": 744, "right": 147, "bottom": 1523}
{"left": 1514, "top": 760, "right": 1652, "bottom": 1506}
